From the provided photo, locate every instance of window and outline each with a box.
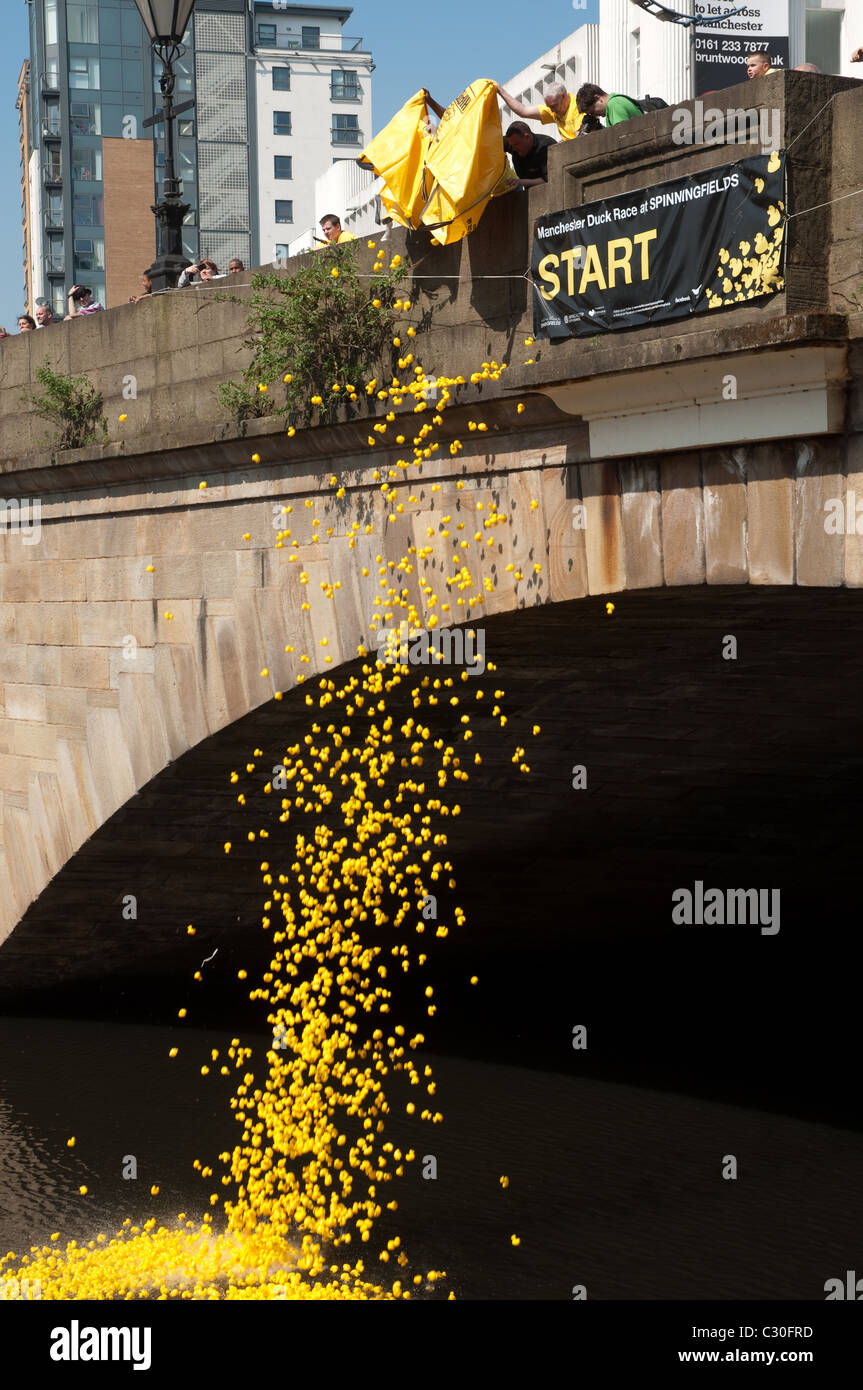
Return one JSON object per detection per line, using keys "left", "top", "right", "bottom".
{"left": 46, "top": 192, "right": 63, "bottom": 227}
{"left": 275, "top": 200, "right": 293, "bottom": 223}
{"left": 257, "top": 23, "right": 276, "bottom": 45}
{"left": 332, "top": 113, "right": 361, "bottom": 144}
{"left": 45, "top": 233, "right": 64, "bottom": 273}
{"left": 44, "top": 101, "right": 61, "bottom": 135}
{"left": 72, "top": 146, "right": 102, "bottom": 181}
{"left": 274, "top": 155, "right": 292, "bottom": 179}
{"left": 302, "top": 26, "right": 320, "bottom": 49}
{"left": 67, "top": 3, "right": 99, "bottom": 44}
{"left": 630, "top": 28, "right": 641, "bottom": 96}
{"left": 74, "top": 237, "right": 105, "bottom": 271}
{"left": 331, "top": 70, "right": 360, "bottom": 100}
{"left": 70, "top": 101, "right": 101, "bottom": 136}
{"left": 73, "top": 192, "right": 104, "bottom": 225}
{"left": 273, "top": 110, "right": 292, "bottom": 135}
{"left": 806, "top": 8, "right": 842, "bottom": 74}
{"left": 275, "top": 243, "right": 290, "bottom": 260}
{"left": 45, "top": 149, "right": 62, "bottom": 180}
{"left": 178, "top": 118, "right": 194, "bottom": 137}
{"left": 44, "top": 0, "right": 58, "bottom": 47}
{"left": 273, "top": 67, "right": 291, "bottom": 91}
{"left": 69, "top": 56, "right": 100, "bottom": 89}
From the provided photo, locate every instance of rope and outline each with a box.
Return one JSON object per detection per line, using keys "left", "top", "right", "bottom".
{"left": 783, "top": 92, "right": 838, "bottom": 153}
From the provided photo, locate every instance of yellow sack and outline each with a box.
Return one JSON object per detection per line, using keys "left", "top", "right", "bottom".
{"left": 358, "top": 90, "right": 431, "bottom": 230}
{"left": 421, "top": 79, "right": 509, "bottom": 245}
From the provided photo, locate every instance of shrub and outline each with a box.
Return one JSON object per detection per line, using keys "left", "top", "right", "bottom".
{"left": 218, "top": 241, "right": 408, "bottom": 430}
{"left": 24, "top": 359, "right": 108, "bottom": 451}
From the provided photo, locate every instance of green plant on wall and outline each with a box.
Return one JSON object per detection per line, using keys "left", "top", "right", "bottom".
{"left": 218, "top": 242, "right": 408, "bottom": 429}
{"left": 24, "top": 359, "right": 108, "bottom": 452}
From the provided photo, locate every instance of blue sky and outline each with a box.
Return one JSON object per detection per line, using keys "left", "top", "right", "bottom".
{"left": 0, "top": 0, "right": 597, "bottom": 333}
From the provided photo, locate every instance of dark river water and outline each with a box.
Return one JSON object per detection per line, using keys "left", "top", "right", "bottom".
{"left": 2, "top": 1016, "right": 861, "bottom": 1300}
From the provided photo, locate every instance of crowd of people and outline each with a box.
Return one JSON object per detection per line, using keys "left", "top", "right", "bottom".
{"left": 0, "top": 256, "right": 246, "bottom": 337}
{"left": 496, "top": 47, "right": 853, "bottom": 188}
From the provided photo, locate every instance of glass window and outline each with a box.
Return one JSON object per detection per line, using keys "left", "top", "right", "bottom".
{"left": 52, "top": 284, "right": 65, "bottom": 317}
{"left": 257, "top": 24, "right": 276, "bottom": 45}
{"left": 67, "top": 4, "right": 99, "bottom": 44}
{"left": 45, "top": 233, "right": 64, "bottom": 273}
{"left": 806, "top": 9, "right": 842, "bottom": 73}
{"left": 44, "top": 100, "right": 61, "bottom": 135}
{"left": 73, "top": 193, "right": 104, "bottom": 226}
{"left": 273, "top": 67, "right": 291, "bottom": 91}
{"left": 123, "top": 59, "right": 142, "bottom": 93}
{"left": 69, "top": 56, "right": 100, "bottom": 89}
{"left": 274, "top": 155, "right": 292, "bottom": 179}
{"left": 70, "top": 101, "right": 101, "bottom": 136}
{"left": 44, "top": 59, "right": 60, "bottom": 88}
{"left": 72, "top": 146, "right": 102, "bottom": 181}
{"left": 302, "top": 26, "right": 320, "bottom": 49}
{"left": 46, "top": 192, "right": 63, "bottom": 227}
{"left": 44, "top": 0, "right": 58, "bottom": 47}
{"left": 275, "top": 243, "right": 290, "bottom": 260}
{"left": 178, "top": 118, "right": 194, "bottom": 137}
{"left": 331, "top": 70, "right": 360, "bottom": 100}
{"left": 332, "top": 114, "right": 361, "bottom": 144}
{"left": 273, "top": 110, "right": 292, "bottom": 135}
{"left": 275, "top": 200, "right": 293, "bottom": 223}
{"left": 74, "top": 237, "right": 105, "bottom": 271}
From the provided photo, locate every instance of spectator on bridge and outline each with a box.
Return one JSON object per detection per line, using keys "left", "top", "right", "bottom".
{"left": 794, "top": 62, "right": 820, "bottom": 72}
{"left": 319, "top": 214, "right": 355, "bottom": 244}
{"left": 228, "top": 258, "right": 245, "bottom": 274}
{"left": 35, "top": 303, "right": 57, "bottom": 327}
{"left": 178, "top": 259, "right": 222, "bottom": 287}
{"left": 0, "top": 326, "right": 9, "bottom": 338}
{"left": 746, "top": 52, "right": 780, "bottom": 78}
{"left": 576, "top": 84, "right": 642, "bottom": 126}
{"left": 504, "top": 122, "right": 556, "bottom": 187}
{"left": 129, "top": 272, "right": 152, "bottom": 303}
{"left": 496, "top": 80, "right": 586, "bottom": 140}
{"left": 65, "top": 284, "right": 104, "bottom": 318}
{"left": 17, "top": 314, "right": 36, "bottom": 331}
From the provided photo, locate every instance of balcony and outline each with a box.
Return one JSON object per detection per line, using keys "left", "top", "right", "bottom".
{"left": 41, "top": 118, "right": 62, "bottom": 140}
{"left": 44, "top": 254, "right": 65, "bottom": 275}
{"left": 43, "top": 210, "right": 64, "bottom": 231}
{"left": 43, "top": 168, "right": 63, "bottom": 188}
{"left": 262, "top": 33, "right": 367, "bottom": 53}
{"left": 331, "top": 129, "right": 362, "bottom": 146}
{"left": 40, "top": 73, "right": 60, "bottom": 95}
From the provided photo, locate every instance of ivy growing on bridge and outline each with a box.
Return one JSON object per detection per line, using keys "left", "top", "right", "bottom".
{"left": 217, "top": 241, "right": 408, "bottom": 430}
{"left": 24, "top": 359, "right": 108, "bottom": 453}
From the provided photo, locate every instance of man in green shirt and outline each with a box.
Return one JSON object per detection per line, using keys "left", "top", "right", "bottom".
{"left": 576, "top": 84, "right": 643, "bottom": 127}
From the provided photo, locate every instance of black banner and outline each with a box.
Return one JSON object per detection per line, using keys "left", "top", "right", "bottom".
{"left": 531, "top": 153, "right": 785, "bottom": 340}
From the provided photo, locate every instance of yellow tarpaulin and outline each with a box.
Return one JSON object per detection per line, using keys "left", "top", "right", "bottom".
{"left": 422, "top": 79, "right": 512, "bottom": 244}
{"left": 358, "top": 89, "right": 432, "bottom": 230}
{"left": 358, "top": 79, "right": 514, "bottom": 245}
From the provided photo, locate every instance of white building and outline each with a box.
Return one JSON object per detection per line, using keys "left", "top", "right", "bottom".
{"left": 252, "top": 2, "right": 374, "bottom": 264}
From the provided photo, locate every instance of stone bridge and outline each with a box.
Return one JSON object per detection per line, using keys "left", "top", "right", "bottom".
{"left": 1, "top": 70, "right": 863, "bottom": 946}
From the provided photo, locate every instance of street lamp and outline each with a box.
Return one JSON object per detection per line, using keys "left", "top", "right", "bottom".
{"left": 133, "top": 0, "right": 198, "bottom": 291}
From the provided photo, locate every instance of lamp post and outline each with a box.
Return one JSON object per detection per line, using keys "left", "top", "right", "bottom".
{"left": 133, "top": 0, "right": 198, "bottom": 291}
